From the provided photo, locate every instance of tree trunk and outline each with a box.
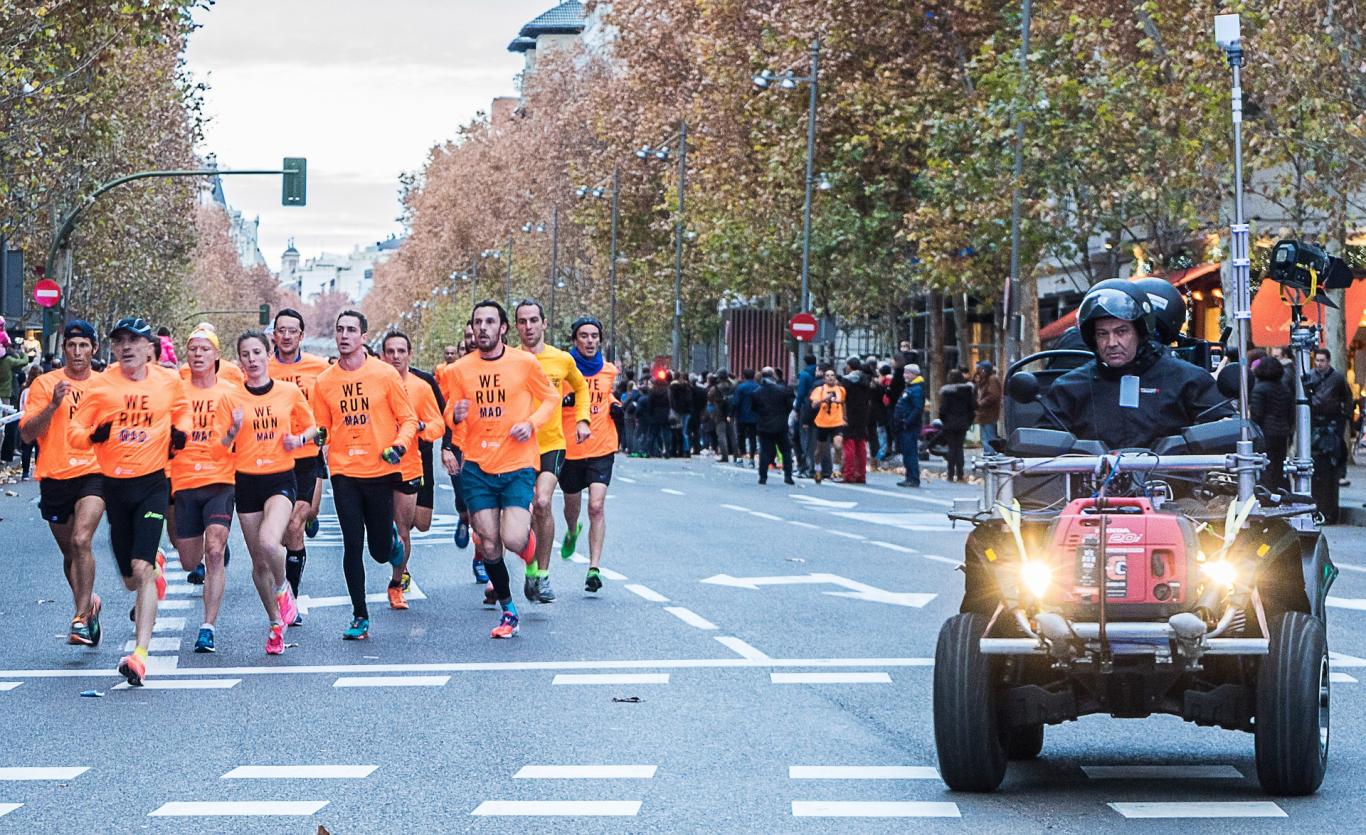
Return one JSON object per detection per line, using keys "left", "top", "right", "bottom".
{"left": 952, "top": 292, "right": 971, "bottom": 369}
{"left": 1020, "top": 272, "right": 1040, "bottom": 356}
{"left": 929, "top": 288, "right": 945, "bottom": 410}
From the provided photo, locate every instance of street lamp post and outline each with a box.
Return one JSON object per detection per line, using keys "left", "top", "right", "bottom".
{"left": 637, "top": 124, "right": 688, "bottom": 369}
{"left": 576, "top": 172, "right": 620, "bottom": 361}
{"left": 1003, "top": 0, "right": 1033, "bottom": 367}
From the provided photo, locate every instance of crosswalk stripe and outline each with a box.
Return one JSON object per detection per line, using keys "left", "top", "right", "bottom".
{"left": 149, "top": 801, "right": 329, "bottom": 817}
{"left": 513, "top": 765, "right": 657, "bottom": 779}
{"left": 1083, "top": 765, "right": 1242, "bottom": 780}
{"left": 792, "top": 801, "right": 959, "bottom": 817}
{"left": 789, "top": 766, "right": 939, "bottom": 780}
{"left": 552, "top": 673, "right": 669, "bottom": 686}
{"left": 0, "top": 768, "right": 89, "bottom": 780}
{"left": 772, "top": 672, "right": 891, "bottom": 684}
{"left": 113, "top": 679, "right": 239, "bottom": 691}
{"left": 472, "top": 800, "right": 641, "bottom": 816}
{"left": 1108, "top": 802, "right": 1286, "bottom": 818}
{"left": 715, "top": 636, "right": 770, "bottom": 660}
{"left": 156, "top": 600, "right": 194, "bottom": 610}
{"left": 153, "top": 617, "right": 187, "bottom": 633}
{"left": 333, "top": 676, "right": 449, "bottom": 688}
{"left": 122, "top": 637, "right": 180, "bottom": 653}
{"left": 664, "top": 607, "right": 717, "bottom": 630}
{"left": 222, "top": 765, "right": 377, "bottom": 779}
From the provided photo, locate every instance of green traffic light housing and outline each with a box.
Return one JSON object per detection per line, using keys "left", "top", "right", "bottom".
{"left": 282, "top": 157, "right": 307, "bottom": 207}
{"left": 259, "top": 303, "right": 270, "bottom": 326}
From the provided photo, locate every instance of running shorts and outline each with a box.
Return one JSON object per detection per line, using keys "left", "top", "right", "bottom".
{"left": 317, "top": 456, "right": 330, "bottom": 480}
{"left": 460, "top": 462, "right": 535, "bottom": 513}
{"left": 38, "top": 473, "right": 104, "bottom": 525}
{"left": 235, "top": 470, "right": 297, "bottom": 514}
{"left": 817, "top": 427, "right": 839, "bottom": 442}
{"left": 395, "top": 476, "right": 422, "bottom": 496}
{"left": 292, "top": 455, "right": 320, "bottom": 504}
{"left": 104, "top": 472, "right": 169, "bottom": 578}
{"left": 559, "top": 453, "right": 615, "bottom": 495}
{"left": 172, "top": 483, "right": 235, "bottom": 539}
{"left": 539, "top": 449, "right": 566, "bottom": 478}
{"left": 418, "top": 441, "right": 435, "bottom": 509}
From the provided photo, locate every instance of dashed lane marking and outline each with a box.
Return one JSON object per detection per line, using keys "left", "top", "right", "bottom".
{"left": 869, "top": 540, "right": 917, "bottom": 553}
{"left": 789, "top": 766, "right": 939, "bottom": 780}
{"left": 720, "top": 504, "right": 751, "bottom": 512}
{"left": 156, "top": 600, "right": 194, "bottom": 611}
{"left": 0, "top": 683, "right": 20, "bottom": 692}
{"left": 113, "top": 679, "right": 240, "bottom": 691}
{"left": 1332, "top": 560, "right": 1366, "bottom": 573}
{"left": 715, "top": 636, "right": 770, "bottom": 660}
{"left": 222, "top": 765, "right": 377, "bottom": 779}
{"left": 1082, "top": 765, "right": 1242, "bottom": 779}
{"left": 617, "top": 476, "right": 637, "bottom": 483}
{"left": 750, "top": 511, "right": 783, "bottom": 521}
{"left": 552, "top": 673, "right": 670, "bottom": 686}
{"left": 921, "top": 554, "right": 959, "bottom": 565}
{"left": 624, "top": 584, "right": 668, "bottom": 602}
{"left": 772, "top": 672, "right": 891, "bottom": 685}
{"left": 786, "top": 520, "right": 820, "bottom": 529}
{"left": 792, "top": 801, "right": 959, "bottom": 818}
{"left": 0, "top": 768, "right": 88, "bottom": 780}
{"left": 1108, "top": 802, "right": 1286, "bottom": 819}
{"left": 472, "top": 800, "right": 641, "bottom": 817}
{"left": 153, "top": 617, "right": 186, "bottom": 633}
{"left": 664, "top": 607, "right": 718, "bottom": 630}
{"left": 513, "top": 765, "right": 657, "bottom": 779}
{"left": 823, "top": 481, "right": 955, "bottom": 507}
{"left": 599, "top": 566, "right": 629, "bottom": 581}
{"left": 1330, "top": 672, "right": 1357, "bottom": 684}
{"left": 660, "top": 488, "right": 685, "bottom": 496}
{"left": 1327, "top": 596, "right": 1366, "bottom": 611}
{"left": 0, "top": 804, "right": 19, "bottom": 818}
{"left": 149, "top": 801, "right": 329, "bottom": 817}
{"left": 827, "top": 530, "right": 866, "bottom": 540}
{"left": 333, "top": 676, "right": 449, "bottom": 687}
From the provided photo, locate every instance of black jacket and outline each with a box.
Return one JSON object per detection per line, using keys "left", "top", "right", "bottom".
{"left": 938, "top": 382, "right": 976, "bottom": 433}
{"left": 1308, "top": 366, "right": 1351, "bottom": 426}
{"left": 1250, "top": 368, "right": 1294, "bottom": 438}
{"left": 647, "top": 386, "right": 672, "bottom": 423}
{"left": 1041, "top": 342, "right": 1230, "bottom": 450}
{"left": 841, "top": 370, "right": 873, "bottom": 440}
{"left": 753, "top": 377, "right": 795, "bottom": 434}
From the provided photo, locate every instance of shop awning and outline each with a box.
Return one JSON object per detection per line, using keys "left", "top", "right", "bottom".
{"left": 1038, "top": 264, "right": 1222, "bottom": 342}
{"left": 1250, "top": 277, "right": 1366, "bottom": 348}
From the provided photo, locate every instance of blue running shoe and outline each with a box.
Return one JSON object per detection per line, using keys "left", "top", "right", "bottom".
{"left": 455, "top": 518, "right": 470, "bottom": 549}
{"left": 304, "top": 515, "right": 320, "bottom": 538}
{"left": 194, "top": 627, "right": 216, "bottom": 653}
{"left": 343, "top": 617, "right": 370, "bottom": 640}
{"left": 473, "top": 557, "right": 489, "bottom": 584}
{"left": 186, "top": 563, "right": 206, "bottom": 585}
{"left": 389, "top": 523, "right": 407, "bottom": 567}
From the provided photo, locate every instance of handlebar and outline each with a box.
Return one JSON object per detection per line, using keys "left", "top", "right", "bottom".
{"left": 992, "top": 453, "right": 1232, "bottom": 475}
{"left": 1006, "top": 349, "right": 1093, "bottom": 378}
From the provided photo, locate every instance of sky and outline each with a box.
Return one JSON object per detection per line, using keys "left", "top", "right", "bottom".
{"left": 185, "top": 0, "right": 556, "bottom": 272}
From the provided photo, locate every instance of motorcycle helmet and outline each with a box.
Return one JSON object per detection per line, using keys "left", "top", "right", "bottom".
{"left": 1131, "top": 277, "right": 1186, "bottom": 344}
{"left": 1076, "top": 281, "right": 1154, "bottom": 351}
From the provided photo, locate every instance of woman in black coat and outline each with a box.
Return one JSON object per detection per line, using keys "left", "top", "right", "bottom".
{"left": 938, "top": 368, "right": 976, "bottom": 482}
{"left": 1250, "top": 357, "right": 1294, "bottom": 490}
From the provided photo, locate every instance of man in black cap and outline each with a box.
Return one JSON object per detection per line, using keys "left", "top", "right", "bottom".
{"left": 20, "top": 320, "right": 106, "bottom": 647}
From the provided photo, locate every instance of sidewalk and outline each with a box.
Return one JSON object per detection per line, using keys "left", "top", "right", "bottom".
{"left": 1338, "top": 464, "right": 1366, "bottom": 527}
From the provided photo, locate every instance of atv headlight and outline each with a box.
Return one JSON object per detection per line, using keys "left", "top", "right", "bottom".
{"left": 1020, "top": 560, "right": 1053, "bottom": 599}
{"left": 1200, "top": 558, "right": 1238, "bottom": 588}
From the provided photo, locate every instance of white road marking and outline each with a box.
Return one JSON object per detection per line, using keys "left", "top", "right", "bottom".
{"left": 122, "top": 637, "right": 180, "bottom": 653}
{"left": 1331, "top": 651, "right": 1366, "bottom": 668}
{"left": 1082, "top": 765, "right": 1242, "bottom": 779}
{"left": 664, "top": 607, "right": 718, "bottom": 630}
{"left": 617, "top": 476, "right": 637, "bottom": 483}
{"left": 827, "top": 530, "right": 865, "bottom": 540}
{"left": 786, "top": 520, "right": 820, "bottom": 529}
{"left": 773, "top": 672, "right": 892, "bottom": 684}
{"left": 720, "top": 503, "right": 751, "bottom": 512}
{"left": 299, "top": 581, "right": 427, "bottom": 612}
{"left": 162, "top": 583, "right": 197, "bottom": 596}
{"left": 750, "top": 511, "right": 783, "bottom": 521}
{"left": 624, "top": 584, "right": 668, "bottom": 602}
{"left": 513, "top": 765, "right": 656, "bottom": 779}
{"left": 715, "top": 636, "right": 770, "bottom": 660}
{"left": 791, "top": 495, "right": 858, "bottom": 509}
{"left": 472, "top": 800, "right": 641, "bottom": 816}
{"left": 0, "top": 804, "right": 18, "bottom": 818}
{"left": 834, "top": 510, "right": 955, "bottom": 531}
{"left": 153, "top": 617, "right": 186, "bottom": 633}
{"left": 598, "top": 566, "right": 629, "bottom": 581}
{"left": 222, "top": 765, "right": 377, "bottom": 779}
{"left": 0, "top": 683, "right": 20, "bottom": 691}
{"left": 113, "top": 679, "right": 240, "bottom": 691}
{"left": 869, "top": 541, "right": 917, "bottom": 554}
{"left": 1333, "top": 560, "right": 1366, "bottom": 573}
{"left": 824, "top": 481, "right": 955, "bottom": 507}
{"left": 333, "top": 675, "right": 449, "bottom": 688}
{"left": 0, "top": 767, "right": 88, "bottom": 780}
{"left": 145, "top": 655, "right": 179, "bottom": 673}
{"left": 552, "top": 673, "right": 670, "bottom": 686}
{"left": 701, "top": 572, "right": 936, "bottom": 607}
{"left": 156, "top": 600, "right": 193, "bottom": 610}
{"left": 149, "top": 801, "right": 329, "bottom": 817}
{"left": 570, "top": 554, "right": 590, "bottom": 564}
{"left": 792, "top": 801, "right": 959, "bottom": 817}
{"left": 1330, "top": 672, "right": 1357, "bottom": 684}
{"left": 660, "top": 488, "right": 685, "bottom": 496}
{"left": 919, "top": 554, "right": 960, "bottom": 565}
{"left": 790, "top": 766, "right": 939, "bottom": 780}
{"left": 1108, "top": 802, "right": 1286, "bottom": 819}
{"left": 438, "top": 483, "right": 453, "bottom": 491}
{"left": 1327, "top": 595, "right": 1366, "bottom": 611}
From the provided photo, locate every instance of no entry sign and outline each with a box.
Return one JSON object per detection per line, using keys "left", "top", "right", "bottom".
{"left": 788, "top": 311, "right": 818, "bottom": 342}
{"left": 33, "top": 278, "right": 61, "bottom": 308}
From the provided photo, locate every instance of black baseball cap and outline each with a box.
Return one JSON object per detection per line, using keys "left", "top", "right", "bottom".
{"left": 108, "top": 316, "right": 154, "bottom": 342}
{"left": 62, "top": 320, "right": 97, "bottom": 344}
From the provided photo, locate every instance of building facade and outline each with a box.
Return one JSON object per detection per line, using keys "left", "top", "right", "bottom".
{"left": 280, "top": 236, "right": 402, "bottom": 302}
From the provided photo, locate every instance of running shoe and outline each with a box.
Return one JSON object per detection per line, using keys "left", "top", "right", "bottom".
{"left": 68, "top": 616, "right": 92, "bottom": 646}
{"left": 343, "top": 617, "right": 370, "bottom": 640}
{"left": 387, "top": 583, "right": 408, "bottom": 610}
{"left": 304, "top": 515, "right": 320, "bottom": 538}
{"left": 186, "top": 563, "right": 206, "bottom": 585}
{"left": 400, "top": 569, "right": 412, "bottom": 593}
{"left": 117, "top": 653, "right": 146, "bottom": 687}
{"left": 535, "top": 576, "right": 556, "bottom": 602}
{"left": 490, "top": 611, "right": 519, "bottom": 638}
{"left": 472, "top": 557, "right": 489, "bottom": 584}
{"left": 292, "top": 611, "right": 304, "bottom": 627}
{"left": 87, "top": 593, "right": 102, "bottom": 647}
{"left": 154, "top": 549, "right": 167, "bottom": 600}
{"left": 455, "top": 518, "right": 470, "bottom": 549}
{"left": 389, "top": 523, "right": 407, "bottom": 567}
{"left": 276, "top": 585, "right": 299, "bottom": 627}
{"left": 523, "top": 575, "right": 541, "bottom": 603}
{"left": 585, "top": 567, "right": 603, "bottom": 593}
{"left": 194, "top": 627, "right": 216, "bottom": 653}
{"left": 265, "top": 623, "right": 285, "bottom": 655}
{"left": 516, "top": 530, "right": 537, "bottom": 566}
{"left": 483, "top": 581, "right": 497, "bottom": 606}
{"left": 560, "top": 521, "right": 582, "bottom": 560}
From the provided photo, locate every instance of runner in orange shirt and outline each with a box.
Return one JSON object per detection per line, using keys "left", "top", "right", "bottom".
{"left": 809, "top": 368, "right": 846, "bottom": 483}
{"left": 312, "top": 310, "right": 419, "bottom": 641}
{"left": 439, "top": 322, "right": 480, "bottom": 579}
{"left": 169, "top": 324, "right": 238, "bottom": 653}
{"left": 557, "top": 317, "right": 621, "bottom": 592}
{"left": 443, "top": 300, "right": 556, "bottom": 638}
{"left": 380, "top": 330, "right": 444, "bottom": 610}
{"left": 68, "top": 317, "right": 191, "bottom": 686}
{"left": 268, "top": 308, "right": 331, "bottom": 620}
{"left": 231, "top": 330, "right": 316, "bottom": 653}
{"left": 19, "top": 320, "right": 105, "bottom": 647}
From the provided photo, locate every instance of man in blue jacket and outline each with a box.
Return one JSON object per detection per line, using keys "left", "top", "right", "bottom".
{"left": 893, "top": 364, "right": 925, "bottom": 488}
{"left": 793, "top": 355, "right": 818, "bottom": 478}
{"left": 731, "top": 369, "right": 761, "bottom": 468}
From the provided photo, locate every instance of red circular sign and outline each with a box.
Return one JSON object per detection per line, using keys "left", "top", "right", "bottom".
{"left": 33, "top": 278, "right": 61, "bottom": 309}
{"left": 789, "top": 312, "right": 818, "bottom": 342}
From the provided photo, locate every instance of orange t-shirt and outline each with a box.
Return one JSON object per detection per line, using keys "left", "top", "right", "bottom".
{"left": 563, "top": 362, "right": 620, "bottom": 461}
{"left": 810, "top": 383, "right": 846, "bottom": 429}
{"left": 21, "top": 369, "right": 101, "bottom": 481}
{"left": 227, "top": 380, "right": 314, "bottom": 476}
{"left": 180, "top": 361, "right": 244, "bottom": 388}
{"left": 170, "top": 378, "right": 237, "bottom": 492}
{"left": 441, "top": 348, "right": 557, "bottom": 475}
{"left": 269, "top": 352, "right": 330, "bottom": 460}
{"left": 69, "top": 365, "right": 191, "bottom": 479}
{"left": 312, "top": 356, "right": 419, "bottom": 479}
{"left": 398, "top": 371, "right": 445, "bottom": 481}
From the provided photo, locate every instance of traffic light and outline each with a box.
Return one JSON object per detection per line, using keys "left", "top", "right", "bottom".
{"left": 259, "top": 304, "right": 270, "bottom": 326}
{"left": 282, "top": 157, "right": 307, "bottom": 207}
{"left": 650, "top": 356, "right": 671, "bottom": 383}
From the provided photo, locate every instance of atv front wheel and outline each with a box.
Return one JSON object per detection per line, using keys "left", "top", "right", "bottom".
{"left": 1255, "top": 611, "right": 1329, "bottom": 795}
{"left": 934, "top": 613, "right": 1007, "bottom": 791}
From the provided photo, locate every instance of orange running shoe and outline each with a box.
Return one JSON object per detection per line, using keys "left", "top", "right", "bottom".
{"left": 154, "top": 549, "right": 167, "bottom": 601}
{"left": 265, "top": 623, "right": 285, "bottom": 655}
{"left": 387, "top": 583, "right": 408, "bottom": 610}
{"left": 118, "top": 653, "right": 146, "bottom": 687}
{"left": 68, "top": 615, "right": 92, "bottom": 646}
{"left": 516, "top": 530, "right": 537, "bottom": 566}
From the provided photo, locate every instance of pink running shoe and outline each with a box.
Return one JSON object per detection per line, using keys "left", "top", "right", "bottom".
{"left": 265, "top": 623, "right": 285, "bottom": 655}
{"left": 276, "top": 586, "right": 299, "bottom": 627}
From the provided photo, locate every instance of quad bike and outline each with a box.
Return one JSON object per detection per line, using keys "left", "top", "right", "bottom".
{"left": 932, "top": 348, "right": 1337, "bottom": 796}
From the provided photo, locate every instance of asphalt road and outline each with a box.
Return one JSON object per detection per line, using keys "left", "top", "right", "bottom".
{"left": 2, "top": 455, "right": 1366, "bottom": 833}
